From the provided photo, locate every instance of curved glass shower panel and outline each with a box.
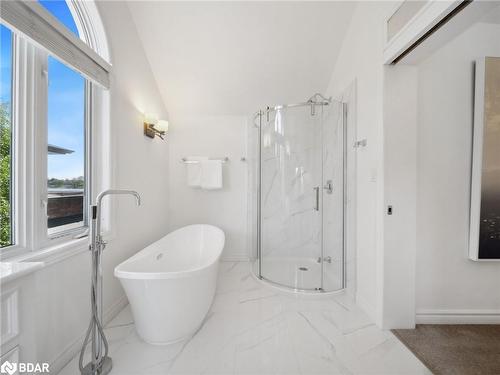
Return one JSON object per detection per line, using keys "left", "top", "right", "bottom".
{"left": 260, "top": 106, "right": 323, "bottom": 290}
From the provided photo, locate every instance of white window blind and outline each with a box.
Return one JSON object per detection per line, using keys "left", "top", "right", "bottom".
{"left": 0, "top": 0, "right": 111, "bottom": 88}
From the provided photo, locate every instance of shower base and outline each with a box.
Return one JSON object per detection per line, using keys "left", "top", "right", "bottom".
{"left": 252, "top": 257, "right": 343, "bottom": 294}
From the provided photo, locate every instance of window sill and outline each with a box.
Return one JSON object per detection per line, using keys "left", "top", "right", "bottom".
{"left": 0, "top": 228, "right": 114, "bottom": 273}
{"left": 5, "top": 237, "right": 89, "bottom": 268}
{"left": 0, "top": 261, "right": 44, "bottom": 284}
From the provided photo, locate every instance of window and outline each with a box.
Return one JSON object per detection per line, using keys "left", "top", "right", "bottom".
{"left": 39, "top": 1, "right": 89, "bottom": 238}
{"left": 0, "top": 0, "right": 110, "bottom": 254}
{"left": 38, "top": 0, "right": 79, "bottom": 37}
{"left": 46, "top": 57, "right": 87, "bottom": 236}
{"left": 0, "top": 25, "right": 13, "bottom": 248}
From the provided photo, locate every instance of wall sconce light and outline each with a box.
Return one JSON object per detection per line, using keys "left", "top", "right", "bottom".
{"left": 144, "top": 113, "right": 168, "bottom": 140}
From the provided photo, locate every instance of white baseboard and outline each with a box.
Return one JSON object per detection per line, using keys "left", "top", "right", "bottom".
{"left": 356, "top": 293, "right": 378, "bottom": 325}
{"left": 50, "top": 295, "right": 129, "bottom": 374}
{"left": 103, "top": 295, "right": 129, "bottom": 324}
{"left": 416, "top": 309, "right": 500, "bottom": 324}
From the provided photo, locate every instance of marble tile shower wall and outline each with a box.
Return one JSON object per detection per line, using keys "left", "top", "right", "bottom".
{"left": 261, "top": 108, "right": 322, "bottom": 260}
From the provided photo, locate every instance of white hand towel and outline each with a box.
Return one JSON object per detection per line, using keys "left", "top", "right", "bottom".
{"left": 200, "top": 160, "right": 223, "bottom": 190}
{"left": 186, "top": 156, "right": 208, "bottom": 187}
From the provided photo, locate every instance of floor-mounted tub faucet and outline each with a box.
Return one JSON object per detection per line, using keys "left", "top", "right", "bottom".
{"left": 79, "top": 189, "right": 141, "bottom": 375}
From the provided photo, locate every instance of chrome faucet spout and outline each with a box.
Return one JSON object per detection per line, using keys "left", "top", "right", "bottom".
{"left": 96, "top": 189, "right": 141, "bottom": 209}
{"left": 95, "top": 189, "right": 142, "bottom": 243}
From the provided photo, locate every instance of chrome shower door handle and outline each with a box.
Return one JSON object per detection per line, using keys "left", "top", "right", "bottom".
{"left": 313, "top": 187, "right": 320, "bottom": 211}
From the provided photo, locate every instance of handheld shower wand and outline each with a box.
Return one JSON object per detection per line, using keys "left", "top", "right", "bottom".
{"left": 79, "top": 189, "right": 141, "bottom": 375}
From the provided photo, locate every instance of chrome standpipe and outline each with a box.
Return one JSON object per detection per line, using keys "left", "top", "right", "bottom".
{"left": 79, "top": 190, "right": 141, "bottom": 375}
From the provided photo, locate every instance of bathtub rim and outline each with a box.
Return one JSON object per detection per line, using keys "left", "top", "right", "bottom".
{"left": 114, "top": 224, "right": 225, "bottom": 280}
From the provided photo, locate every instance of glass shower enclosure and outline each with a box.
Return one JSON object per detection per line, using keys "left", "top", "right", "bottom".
{"left": 252, "top": 94, "right": 346, "bottom": 293}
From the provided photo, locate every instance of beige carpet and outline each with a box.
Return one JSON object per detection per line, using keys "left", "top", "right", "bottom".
{"left": 393, "top": 325, "right": 500, "bottom": 375}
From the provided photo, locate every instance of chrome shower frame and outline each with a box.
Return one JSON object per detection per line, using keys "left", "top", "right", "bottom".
{"left": 253, "top": 93, "right": 347, "bottom": 294}
{"left": 252, "top": 93, "right": 333, "bottom": 128}
{"left": 80, "top": 189, "right": 141, "bottom": 375}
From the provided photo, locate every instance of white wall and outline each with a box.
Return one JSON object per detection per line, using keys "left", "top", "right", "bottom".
{"left": 168, "top": 115, "right": 248, "bottom": 261}
{"left": 9, "top": 2, "right": 170, "bottom": 371}
{"left": 416, "top": 22, "right": 500, "bottom": 323}
{"left": 326, "top": 2, "right": 500, "bottom": 328}
{"left": 325, "top": 1, "right": 395, "bottom": 324}
{"left": 382, "top": 65, "right": 418, "bottom": 328}
{"left": 99, "top": 0, "right": 170, "bottom": 318}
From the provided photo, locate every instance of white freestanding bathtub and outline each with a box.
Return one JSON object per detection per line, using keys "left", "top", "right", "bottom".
{"left": 114, "top": 224, "right": 225, "bottom": 345}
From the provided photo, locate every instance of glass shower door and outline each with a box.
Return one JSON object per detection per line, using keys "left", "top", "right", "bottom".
{"left": 321, "top": 101, "right": 345, "bottom": 291}
{"left": 259, "top": 106, "right": 323, "bottom": 290}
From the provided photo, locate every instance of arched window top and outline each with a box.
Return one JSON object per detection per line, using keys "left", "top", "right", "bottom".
{"left": 39, "top": 0, "right": 110, "bottom": 64}
{"left": 1, "top": 0, "right": 111, "bottom": 86}
{"left": 38, "top": 0, "right": 79, "bottom": 37}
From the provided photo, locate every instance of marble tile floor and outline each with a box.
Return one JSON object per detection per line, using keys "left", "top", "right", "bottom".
{"left": 60, "top": 262, "right": 431, "bottom": 375}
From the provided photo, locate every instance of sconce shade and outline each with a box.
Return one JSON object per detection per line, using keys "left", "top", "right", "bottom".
{"left": 157, "top": 120, "right": 169, "bottom": 132}
{"left": 144, "top": 116, "right": 167, "bottom": 140}
{"left": 144, "top": 113, "right": 158, "bottom": 125}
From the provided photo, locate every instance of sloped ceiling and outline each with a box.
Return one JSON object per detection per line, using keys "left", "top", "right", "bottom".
{"left": 128, "top": 1, "right": 355, "bottom": 116}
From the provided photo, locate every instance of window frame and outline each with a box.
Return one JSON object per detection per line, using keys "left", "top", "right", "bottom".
{"left": 36, "top": 50, "right": 91, "bottom": 248}
{"left": 0, "top": 1, "right": 110, "bottom": 260}
{"left": 0, "top": 35, "right": 92, "bottom": 257}
{"left": 0, "top": 26, "right": 15, "bottom": 249}
{"left": 3, "top": 34, "right": 34, "bottom": 257}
